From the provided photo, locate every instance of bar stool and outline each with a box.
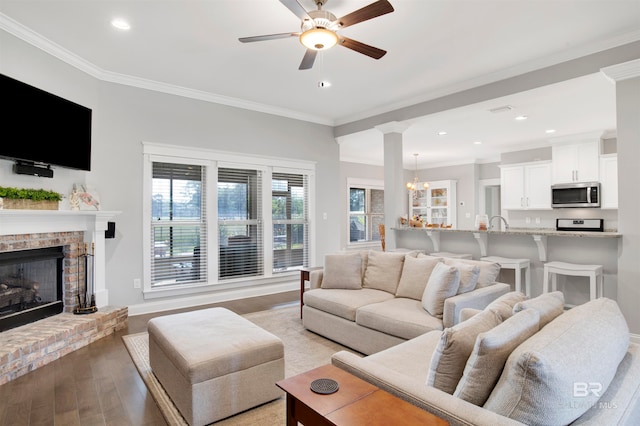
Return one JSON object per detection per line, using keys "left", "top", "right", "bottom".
{"left": 542, "top": 261, "right": 604, "bottom": 303}
{"left": 481, "top": 256, "right": 531, "bottom": 296}
{"left": 430, "top": 252, "right": 472, "bottom": 260}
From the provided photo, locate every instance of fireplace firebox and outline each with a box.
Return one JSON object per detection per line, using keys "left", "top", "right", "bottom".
{"left": 0, "top": 246, "right": 64, "bottom": 331}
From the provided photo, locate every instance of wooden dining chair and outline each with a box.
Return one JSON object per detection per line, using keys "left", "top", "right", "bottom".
{"left": 378, "top": 223, "right": 386, "bottom": 251}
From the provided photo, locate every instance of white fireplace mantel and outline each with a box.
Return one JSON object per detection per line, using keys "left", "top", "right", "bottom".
{"left": 0, "top": 210, "right": 121, "bottom": 308}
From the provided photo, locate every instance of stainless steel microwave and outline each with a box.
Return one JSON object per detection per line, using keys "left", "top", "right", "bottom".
{"left": 551, "top": 182, "right": 600, "bottom": 208}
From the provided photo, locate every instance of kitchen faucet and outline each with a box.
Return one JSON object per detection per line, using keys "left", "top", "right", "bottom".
{"left": 489, "top": 215, "right": 509, "bottom": 230}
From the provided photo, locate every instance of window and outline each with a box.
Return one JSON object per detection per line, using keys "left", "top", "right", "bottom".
{"left": 218, "top": 167, "right": 263, "bottom": 279}
{"left": 151, "top": 162, "right": 207, "bottom": 286}
{"left": 272, "top": 172, "right": 309, "bottom": 272}
{"left": 143, "top": 142, "right": 315, "bottom": 296}
{"left": 348, "top": 182, "right": 384, "bottom": 244}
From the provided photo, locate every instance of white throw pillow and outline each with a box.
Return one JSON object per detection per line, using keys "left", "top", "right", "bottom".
{"left": 449, "top": 262, "right": 481, "bottom": 294}
{"left": 512, "top": 291, "right": 564, "bottom": 328}
{"left": 454, "top": 308, "right": 540, "bottom": 406}
{"left": 445, "top": 258, "right": 500, "bottom": 288}
{"left": 484, "top": 298, "right": 629, "bottom": 425}
{"left": 426, "top": 309, "right": 502, "bottom": 394}
{"left": 395, "top": 255, "right": 443, "bottom": 300}
{"left": 321, "top": 253, "right": 362, "bottom": 289}
{"left": 363, "top": 251, "right": 406, "bottom": 294}
{"left": 421, "top": 262, "right": 460, "bottom": 318}
{"left": 485, "top": 291, "right": 527, "bottom": 321}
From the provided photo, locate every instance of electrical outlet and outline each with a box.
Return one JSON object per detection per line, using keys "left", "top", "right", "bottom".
{"left": 133, "top": 278, "right": 141, "bottom": 289}
{"left": 526, "top": 217, "right": 531, "bottom": 224}
{"left": 465, "top": 212, "right": 471, "bottom": 218}
{"left": 535, "top": 217, "right": 541, "bottom": 224}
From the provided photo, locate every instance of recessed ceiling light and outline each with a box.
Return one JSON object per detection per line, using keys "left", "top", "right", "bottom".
{"left": 111, "top": 18, "right": 131, "bottom": 30}
{"left": 545, "top": 129, "right": 556, "bottom": 134}
{"left": 438, "top": 131, "right": 447, "bottom": 136}
{"left": 514, "top": 115, "right": 528, "bottom": 121}
{"left": 473, "top": 141, "right": 482, "bottom": 145}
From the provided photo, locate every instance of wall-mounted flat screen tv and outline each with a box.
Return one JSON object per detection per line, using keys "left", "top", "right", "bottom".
{"left": 0, "top": 73, "right": 92, "bottom": 171}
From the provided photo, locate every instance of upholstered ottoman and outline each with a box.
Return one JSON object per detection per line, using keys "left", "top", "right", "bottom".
{"left": 148, "top": 307, "right": 284, "bottom": 426}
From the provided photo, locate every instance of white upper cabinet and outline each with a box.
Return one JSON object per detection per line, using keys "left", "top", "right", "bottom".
{"left": 551, "top": 132, "right": 601, "bottom": 184}
{"left": 500, "top": 161, "right": 552, "bottom": 210}
{"left": 600, "top": 154, "right": 618, "bottom": 209}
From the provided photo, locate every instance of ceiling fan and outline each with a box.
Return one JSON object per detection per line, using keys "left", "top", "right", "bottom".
{"left": 239, "top": 0, "right": 394, "bottom": 70}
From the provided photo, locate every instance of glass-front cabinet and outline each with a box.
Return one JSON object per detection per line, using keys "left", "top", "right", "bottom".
{"left": 408, "top": 180, "right": 457, "bottom": 228}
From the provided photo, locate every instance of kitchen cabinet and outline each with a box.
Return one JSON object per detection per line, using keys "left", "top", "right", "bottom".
{"left": 500, "top": 161, "right": 551, "bottom": 210}
{"left": 551, "top": 139, "right": 600, "bottom": 184}
{"left": 599, "top": 154, "right": 618, "bottom": 209}
{"left": 409, "top": 180, "right": 457, "bottom": 227}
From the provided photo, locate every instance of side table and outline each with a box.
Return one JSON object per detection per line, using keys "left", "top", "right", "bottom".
{"left": 299, "top": 266, "right": 322, "bottom": 318}
{"left": 276, "top": 364, "right": 448, "bottom": 426}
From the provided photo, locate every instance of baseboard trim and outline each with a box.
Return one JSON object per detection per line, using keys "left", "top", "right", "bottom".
{"left": 127, "top": 281, "right": 298, "bottom": 316}
{"left": 631, "top": 333, "right": 640, "bottom": 345}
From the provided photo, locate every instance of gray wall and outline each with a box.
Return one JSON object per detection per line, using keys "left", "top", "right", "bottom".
{"left": 1, "top": 30, "right": 341, "bottom": 309}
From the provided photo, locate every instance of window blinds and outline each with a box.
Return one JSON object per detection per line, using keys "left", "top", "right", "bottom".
{"left": 272, "top": 172, "right": 309, "bottom": 272}
{"left": 217, "top": 167, "right": 263, "bottom": 279}
{"left": 150, "top": 162, "right": 207, "bottom": 286}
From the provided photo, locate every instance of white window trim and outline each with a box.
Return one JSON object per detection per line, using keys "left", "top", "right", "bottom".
{"left": 142, "top": 142, "right": 316, "bottom": 299}
{"left": 346, "top": 177, "right": 384, "bottom": 248}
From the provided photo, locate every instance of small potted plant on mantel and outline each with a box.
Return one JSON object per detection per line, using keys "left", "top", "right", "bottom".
{"left": 0, "top": 186, "right": 63, "bottom": 210}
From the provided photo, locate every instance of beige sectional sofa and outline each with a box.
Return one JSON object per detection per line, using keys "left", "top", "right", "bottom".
{"left": 331, "top": 292, "right": 640, "bottom": 425}
{"left": 302, "top": 250, "right": 511, "bottom": 355}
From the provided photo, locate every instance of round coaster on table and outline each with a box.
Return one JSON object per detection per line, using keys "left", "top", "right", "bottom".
{"left": 310, "top": 378, "right": 339, "bottom": 395}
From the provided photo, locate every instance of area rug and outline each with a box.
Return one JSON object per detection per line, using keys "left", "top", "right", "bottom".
{"left": 122, "top": 306, "right": 357, "bottom": 425}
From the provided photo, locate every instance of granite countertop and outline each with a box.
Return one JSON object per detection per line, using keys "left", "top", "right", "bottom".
{"left": 394, "top": 226, "right": 621, "bottom": 238}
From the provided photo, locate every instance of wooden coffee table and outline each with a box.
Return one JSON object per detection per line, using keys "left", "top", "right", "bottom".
{"left": 276, "top": 364, "right": 448, "bottom": 426}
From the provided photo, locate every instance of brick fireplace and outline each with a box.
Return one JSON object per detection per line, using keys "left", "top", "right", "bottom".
{"left": 0, "top": 209, "right": 126, "bottom": 384}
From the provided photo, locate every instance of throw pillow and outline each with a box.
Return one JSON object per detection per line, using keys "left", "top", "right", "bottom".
{"left": 444, "top": 258, "right": 500, "bottom": 288}
{"left": 421, "top": 262, "right": 460, "bottom": 318}
{"left": 484, "top": 298, "right": 629, "bottom": 425}
{"left": 513, "top": 291, "right": 565, "bottom": 328}
{"left": 321, "top": 253, "right": 362, "bottom": 289}
{"left": 426, "top": 309, "right": 502, "bottom": 394}
{"left": 449, "top": 262, "right": 481, "bottom": 294}
{"left": 453, "top": 308, "right": 540, "bottom": 406}
{"left": 362, "top": 251, "right": 406, "bottom": 294}
{"left": 485, "top": 291, "right": 527, "bottom": 321}
{"left": 395, "top": 255, "right": 443, "bottom": 300}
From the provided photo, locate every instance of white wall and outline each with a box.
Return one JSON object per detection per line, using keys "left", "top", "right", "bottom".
{"left": 1, "top": 30, "right": 341, "bottom": 310}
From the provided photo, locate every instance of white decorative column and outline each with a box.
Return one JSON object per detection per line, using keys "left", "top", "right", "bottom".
{"left": 375, "top": 121, "right": 410, "bottom": 251}
{"left": 601, "top": 59, "right": 640, "bottom": 336}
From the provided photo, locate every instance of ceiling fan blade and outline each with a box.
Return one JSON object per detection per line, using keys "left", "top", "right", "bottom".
{"left": 339, "top": 36, "right": 386, "bottom": 59}
{"left": 279, "top": 0, "right": 312, "bottom": 21}
{"left": 239, "top": 32, "right": 300, "bottom": 43}
{"left": 299, "top": 49, "right": 317, "bottom": 70}
{"left": 336, "top": 0, "right": 394, "bottom": 29}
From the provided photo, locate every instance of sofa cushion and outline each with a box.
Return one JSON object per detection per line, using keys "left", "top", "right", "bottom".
{"left": 321, "top": 253, "right": 363, "bottom": 289}
{"left": 303, "top": 288, "right": 394, "bottom": 321}
{"left": 453, "top": 308, "right": 540, "bottom": 406}
{"left": 485, "top": 291, "right": 527, "bottom": 320}
{"left": 512, "top": 291, "right": 564, "bottom": 328}
{"left": 421, "top": 262, "right": 460, "bottom": 319}
{"left": 426, "top": 309, "right": 502, "bottom": 394}
{"left": 356, "top": 298, "right": 444, "bottom": 340}
{"left": 445, "top": 258, "right": 500, "bottom": 288}
{"left": 363, "top": 251, "right": 407, "bottom": 294}
{"left": 395, "top": 255, "right": 443, "bottom": 300}
{"left": 450, "top": 262, "right": 481, "bottom": 294}
{"left": 484, "top": 298, "right": 630, "bottom": 425}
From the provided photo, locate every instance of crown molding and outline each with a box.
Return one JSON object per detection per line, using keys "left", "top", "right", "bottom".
{"left": 601, "top": 58, "right": 640, "bottom": 83}
{"left": 375, "top": 121, "right": 411, "bottom": 134}
{"left": 0, "top": 13, "right": 333, "bottom": 127}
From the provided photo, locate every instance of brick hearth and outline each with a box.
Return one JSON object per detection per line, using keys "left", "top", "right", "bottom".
{"left": 0, "top": 215, "right": 126, "bottom": 384}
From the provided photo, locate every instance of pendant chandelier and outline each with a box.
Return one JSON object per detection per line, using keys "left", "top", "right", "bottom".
{"left": 406, "top": 153, "right": 429, "bottom": 191}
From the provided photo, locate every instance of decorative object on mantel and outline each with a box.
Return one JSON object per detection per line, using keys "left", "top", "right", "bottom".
{"left": 0, "top": 186, "right": 63, "bottom": 210}
{"left": 74, "top": 184, "right": 100, "bottom": 211}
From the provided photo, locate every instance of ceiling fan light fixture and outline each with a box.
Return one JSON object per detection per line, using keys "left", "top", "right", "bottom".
{"left": 300, "top": 28, "right": 338, "bottom": 50}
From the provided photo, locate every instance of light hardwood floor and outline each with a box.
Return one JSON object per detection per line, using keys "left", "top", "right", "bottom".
{"left": 0, "top": 290, "right": 299, "bottom": 426}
